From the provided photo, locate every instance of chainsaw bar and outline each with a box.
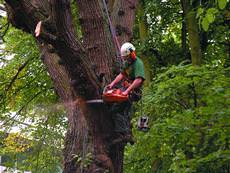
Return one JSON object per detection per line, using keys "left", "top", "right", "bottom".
{"left": 86, "top": 99, "right": 104, "bottom": 104}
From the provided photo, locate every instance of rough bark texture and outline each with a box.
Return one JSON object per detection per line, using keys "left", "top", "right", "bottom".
{"left": 4, "top": 0, "right": 137, "bottom": 172}
{"left": 110, "top": 0, "right": 137, "bottom": 44}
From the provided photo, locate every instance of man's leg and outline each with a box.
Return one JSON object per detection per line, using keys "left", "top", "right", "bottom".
{"left": 111, "top": 102, "right": 129, "bottom": 134}
{"left": 111, "top": 101, "right": 134, "bottom": 145}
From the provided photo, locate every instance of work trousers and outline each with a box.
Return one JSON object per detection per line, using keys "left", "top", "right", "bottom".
{"left": 110, "top": 100, "right": 133, "bottom": 134}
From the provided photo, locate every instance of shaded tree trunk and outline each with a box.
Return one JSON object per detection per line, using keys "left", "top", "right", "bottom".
{"left": 181, "top": 9, "right": 189, "bottom": 60}
{"left": 137, "top": 0, "right": 151, "bottom": 84}
{"left": 5, "top": 0, "right": 137, "bottom": 172}
{"left": 181, "top": 0, "right": 202, "bottom": 66}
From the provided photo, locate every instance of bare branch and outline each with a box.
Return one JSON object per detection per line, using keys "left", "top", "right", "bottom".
{"left": 0, "top": 22, "right": 9, "bottom": 42}
{"left": 1, "top": 90, "right": 43, "bottom": 127}
{"left": 5, "top": 58, "right": 32, "bottom": 93}
{"left": 0, "top": 22, "right": 8, "bottom": 30}
{"left": 7, "top": 118, "right": 35, "bottom": 127}
{"left": 50, "top": 0, "right": 101, "bottom": 99}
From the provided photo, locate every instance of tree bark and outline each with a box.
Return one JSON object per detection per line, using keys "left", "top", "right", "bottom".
{"left": 4, "top": 0, "right": 137, "bottom": 172}
{"left": 181, "top": 0, "right": 202, "bottom": 66}
{"left": 110, "top": 0, "right": 138, "bottom": 44}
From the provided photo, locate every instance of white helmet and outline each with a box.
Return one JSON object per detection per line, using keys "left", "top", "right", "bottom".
{"left": 120, "top": 42, "right": 136, "bottom": 57}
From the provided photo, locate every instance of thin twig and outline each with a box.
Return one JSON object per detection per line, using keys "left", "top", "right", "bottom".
{"left": 0, "top": 22, "right": 10, "bottom": 42}
{"left": 5, "top": 58, "right": 32, "bottom": 93}
{"left": 1, "top": 90, "right": 43, "bottom": 127}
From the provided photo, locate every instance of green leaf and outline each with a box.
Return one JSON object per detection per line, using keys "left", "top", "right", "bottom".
{"left": 197, "top": 8, "right": 204, "bottom": 18}
{"left": 202, "top": 17, "right": 209, "bottom": 31}
{"left": 218, "top": 0, "right": 228, "bottom": 9}
{"left": 206, "top": 8, "right": 218, "bottom": 23}
{"left": 207, "top": 7, "right": 218, "bottom": 14}
{"left": 206, "top": 13, "right": 215, "bottom": 23}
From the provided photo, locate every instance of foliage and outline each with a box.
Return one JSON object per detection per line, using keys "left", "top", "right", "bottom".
{"left": 72, "top": 152, "right": 93, "bottom": 169}
{"left": 124, "top": 63, "right": 230, "bottom": 173}
{"left": 133, "top": 0, "right": 184, "bottom": 67}
{"left": 3, "top": 132, "right": 31, "bottom": 153}
{"left": 0, "top": 25, "right": 67, "bottom": 172}
{"left": 133, "top": 0, "right": 229, "bottom": 69}
{"left": 197, "top": 0, "right": 229, "bottom": 31}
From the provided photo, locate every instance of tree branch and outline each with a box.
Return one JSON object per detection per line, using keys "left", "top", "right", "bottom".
{"left": 0, "top": 22, "right": 9, "bottom": 42}
{"left": 50, "top": 0, "right": 101, "bottom": 99}
{"left": 5, "top": 58, "right": 32, "bottom": 93}
{"left": 0, "top": 21, "right": 9, "bottom": 30}
{"left": 1, "top": 90, "right": 43, "bottom": 127}
{"left": 5, "top": 0, "right": 56, "bottom": 44}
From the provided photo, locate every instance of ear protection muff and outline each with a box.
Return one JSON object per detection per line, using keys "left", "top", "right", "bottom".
{"left": 129, "top": 48, "right": 136, "bottom": 60}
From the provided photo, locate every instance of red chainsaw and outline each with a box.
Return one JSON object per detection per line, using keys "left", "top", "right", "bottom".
{"left": 86, "top": 86, "right": 129, "bottom": 104}
{"left": 102, "top": 86, "right": 129, "bottom": 103}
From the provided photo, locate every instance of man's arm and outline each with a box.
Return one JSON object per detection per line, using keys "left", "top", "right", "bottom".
{"left": 122, "top": 77, "right": 143, "bottom": 95}
{"left": 108, "top": 73, "right": 124, "bottom": 89}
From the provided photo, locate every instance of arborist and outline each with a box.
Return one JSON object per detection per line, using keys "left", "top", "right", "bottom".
{"left": 107, "top": 42, "right": 145, "bottom": 145}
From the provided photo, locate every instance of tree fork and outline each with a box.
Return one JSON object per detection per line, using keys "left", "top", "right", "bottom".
{"left": 39, "top": 43, "right": 113, "bottom": 173}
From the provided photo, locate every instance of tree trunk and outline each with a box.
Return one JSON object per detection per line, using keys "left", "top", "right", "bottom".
{"left": 5, "top": 0, "right": 137, "bottom": 172}
{"left": 137, "top": 1, "right": 151, "bottom": 84}
{"left": 181, "top": 10, "right": 189, "bottom": 60}
{"left": 110, "top": 0, "right": 138, "bottom": 44}
{"left": 181, "top": 0, "right": 202, "bottom": 66}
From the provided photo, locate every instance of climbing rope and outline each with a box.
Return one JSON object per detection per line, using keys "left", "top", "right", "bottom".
{"left": 102, "top": 0, "right": 123, "bottom": 67}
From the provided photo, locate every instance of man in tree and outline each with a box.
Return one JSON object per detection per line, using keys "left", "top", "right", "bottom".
{"left": 108, "top": 42, "right": 145, "bottom": 145}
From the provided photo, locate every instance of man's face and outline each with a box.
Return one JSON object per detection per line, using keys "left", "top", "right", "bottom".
{"left": 122, "top": 55, "right": 129, "bottom": 61}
